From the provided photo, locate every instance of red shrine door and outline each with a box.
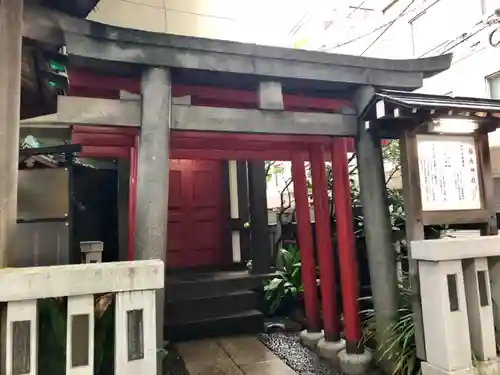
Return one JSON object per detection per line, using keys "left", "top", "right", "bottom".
{"left": 167, "top": 159, "right": 226, "bottom": 269}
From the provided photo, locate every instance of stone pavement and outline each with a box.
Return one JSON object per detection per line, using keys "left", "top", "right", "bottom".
{"left": 177, "top": 335, "right": 297, "bottom": 375}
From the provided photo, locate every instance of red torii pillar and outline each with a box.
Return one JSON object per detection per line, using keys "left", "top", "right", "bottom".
{"left": 331, "top": 138, "right": 362, "bottom": 354}
{"left": 310, "top": 145, "right": 344, "bottom": 359}
{"left": 291, "top": 153, "right": 322, "bottom": 346}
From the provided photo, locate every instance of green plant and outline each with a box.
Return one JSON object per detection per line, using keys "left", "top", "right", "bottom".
{"left": 38, "top": 294, "right": 115, "bottom": 375}
{"left": 361, "top": 281, "right": 419, "bottom": 375}
{"left": 263, "top": 245, "right": 304, "bottom": 315}
{"left": 38, "top": 298, "right": 67, "bottom": 375}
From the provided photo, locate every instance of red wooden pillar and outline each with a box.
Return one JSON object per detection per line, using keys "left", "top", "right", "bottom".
{"left": 310, "top": 145, "right": 340, "bottom": 342}
{"left": 128, "top": 135, "right": 139, "bottom": 261}
{"left": 291, "top": 154, "right": 321, "bottom": 333}
{"left": 331, "top": 138, "right": 362, "bottom": 353}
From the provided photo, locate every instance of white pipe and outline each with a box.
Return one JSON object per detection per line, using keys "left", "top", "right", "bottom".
{"left": 228, "top": 160, "right": 242, "bottom": 262}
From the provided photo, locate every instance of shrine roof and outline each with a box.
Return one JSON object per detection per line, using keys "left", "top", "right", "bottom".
{"left": 360, "top": 90, "right": 500, "bottom": 120}
{"left": 25, "top": 6, "right": 452, "bottom": 94}
{"left": 379, "top": 90, "right": 500, "bottom": 113}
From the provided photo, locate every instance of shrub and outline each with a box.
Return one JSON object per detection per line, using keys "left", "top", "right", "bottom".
{"left": 38, "top": 294, "right": 115, "bottom": 375}
{"left": 361, "top": 282, "right": 419, "bottom": 375}
{"left": 263, "top": 245, "right": 304, "bottom": 315}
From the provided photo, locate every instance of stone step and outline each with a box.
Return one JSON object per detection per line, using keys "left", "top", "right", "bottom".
{"left": 166, "top": 290, "right": 259, "bottom": 322}
{"left": 166, "top": 270, "right": 272, "bottom": 300}
{"left": 165, "top": 309, "right": 264, "bottom": 342}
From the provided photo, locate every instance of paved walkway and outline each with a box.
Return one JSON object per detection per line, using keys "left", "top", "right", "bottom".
{"left": 177, "top": 335, "right": 297, "bottom": 375}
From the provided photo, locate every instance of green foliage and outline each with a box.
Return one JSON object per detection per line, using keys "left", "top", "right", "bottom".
{"left": 322, "top": 140, "right": 405, "bottom": 240}
{"left": 38, "top": 298, "right": 67, "bottom": 375}
{"left": 264, "top": 140, "right": 420, "bottom": 374}
{"left": 263, "top": 245, "right": 304, "bottom": 315}
{"left": 94, "top": 294, "right": 115, "bottom": 375}
{"left": 361, "top": 279, "right": 419, "bottom": 375}
{"left": 265, "top": 161, "right": 286, "bottom": 183}
{"left": 38, "top": 295, "right": 115, "bottom": 375}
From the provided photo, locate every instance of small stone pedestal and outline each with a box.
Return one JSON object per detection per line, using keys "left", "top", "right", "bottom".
{"left": 317, "top": 338, "right": 346, "bottom": 363}
{"left": 299, "top": 330, "right": 324, "bottom": 349}
{"left": 80, "top": 241, "right": 103, "bottom": 263}
{"left": 337, "top": 348, "right": 373, "bottom": 375}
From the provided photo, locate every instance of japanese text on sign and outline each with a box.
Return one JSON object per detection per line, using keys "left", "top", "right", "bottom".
{"left": 416, "top": 134, "right": 481, "bottom": 211}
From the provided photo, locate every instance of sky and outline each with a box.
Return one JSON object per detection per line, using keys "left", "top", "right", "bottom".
{"left": 235, "top": 0, "right": 392, "bottom": 51}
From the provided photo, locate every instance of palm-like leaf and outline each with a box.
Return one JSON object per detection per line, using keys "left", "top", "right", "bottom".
{"left": 360, "top": 275, "right": 419, "bottom": 375}
{"left": 263, "top": 245, "right": 305, "bottom": 315}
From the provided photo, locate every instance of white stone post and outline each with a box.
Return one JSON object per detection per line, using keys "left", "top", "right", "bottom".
{"left": 412, "top": 237, "right": 500, "bottom": 375}
{"left": 463, "top": 258, "right": 497, "bottom": 362}
{"left": 487, "top": 256, "right": 500, "bottom": 347}
{"left": 115, "top": 290, "right": 157, "bottom": 375}
{"left": 66, "top": 295, "right": 95, "bottom": 375}
{"left": 419, "top": 259, "right": 473, "bottom": 375}
{"left": 228, "top": 160, "right": 242, "bottom": 262}
{"left": 6, "top": 300, "right": 38, "bottom": 375}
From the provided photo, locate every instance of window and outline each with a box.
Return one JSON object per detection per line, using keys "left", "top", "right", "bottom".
{"left": 488, "top": 73, "right": 500, "bottom": 99}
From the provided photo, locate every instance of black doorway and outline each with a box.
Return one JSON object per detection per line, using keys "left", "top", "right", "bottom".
{"left": 72, "top": 165, "right": 119, "bottom": 263}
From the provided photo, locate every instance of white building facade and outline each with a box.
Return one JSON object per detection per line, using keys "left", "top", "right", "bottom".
{"left": 293, "top": 0, "right": 500, "bottom": 209}
{"left": 371, "top": 0, "right": 500, "bottom": 210}
{"left": 88, "top": 0, "right": 500, "bottom": 209}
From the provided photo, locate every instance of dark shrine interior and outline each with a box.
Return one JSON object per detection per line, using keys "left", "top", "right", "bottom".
{"left": 72, "top": 166, "right": 119, "bottom": 263}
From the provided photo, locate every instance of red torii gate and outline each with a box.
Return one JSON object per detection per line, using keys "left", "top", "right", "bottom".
{"left": 67, "top": 68, "right": 368, "bottom": 353}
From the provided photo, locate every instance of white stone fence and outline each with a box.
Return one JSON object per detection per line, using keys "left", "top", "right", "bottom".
{"left": 0, "top": 260, "right": 164, "bottom": 375}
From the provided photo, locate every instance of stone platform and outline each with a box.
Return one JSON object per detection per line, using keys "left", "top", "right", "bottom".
{"left": 177, "top": 335, "right": 296, "bottom": 375}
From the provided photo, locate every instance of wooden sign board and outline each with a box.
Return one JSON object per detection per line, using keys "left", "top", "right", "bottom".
{"left": 416, "top": 134, "right": 481, "bottom": 212}
{"left": 401, "top": 128, "right": 497, "bottom": 363}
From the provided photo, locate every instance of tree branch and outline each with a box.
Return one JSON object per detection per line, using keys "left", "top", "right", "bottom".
{"left": 348, "top": 153, "right": 358, "bottom": 176}
{"left": 275, "top": 177, "right": 294, "bottom": 253}
{"left": 280, "top": 178, "right": 293, "bottom": 214}
{"left": 265, "top": 160, "right": 276, "bottom": 178}
{"left": 385, "top": 163, "right": 401, "bottom": 185}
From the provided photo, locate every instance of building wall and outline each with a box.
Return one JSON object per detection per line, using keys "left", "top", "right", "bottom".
{"left": 331, "top": 0, "right": 500, "bottom": 207}
{"left": 361, "top": 0, "right": 500, "bottom": 109}
{"left": 291, "top": 0, "right": 499, "bottom": 100}
{"left": 88, "top": 0, "right": 500, "bottom": 208}
{"left": 87, "top": 0, "right": 299, "bottom": 45}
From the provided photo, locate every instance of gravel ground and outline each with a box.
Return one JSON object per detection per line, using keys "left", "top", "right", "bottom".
{"left": 259, "top": 331, "right": 339, "bottom": 375}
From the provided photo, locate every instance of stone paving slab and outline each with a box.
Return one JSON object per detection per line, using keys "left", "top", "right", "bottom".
{"left": 218, "top": 336, "right": 277, "bottom": 365}
{"left": 177, "top": 335, "right": 297, "bottom": 375}
{"left": 239, "top": 360, "right": 297, "bottom": 375}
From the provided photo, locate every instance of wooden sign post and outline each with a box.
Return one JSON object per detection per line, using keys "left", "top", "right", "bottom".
{"left": 357, "top": 90, "right": 500, "bottom": 368}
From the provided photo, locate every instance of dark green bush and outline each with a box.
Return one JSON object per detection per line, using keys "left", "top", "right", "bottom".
{"left": 263, "top": 245, "right": 304, "bottom": 316}
{"left": 38, "top": 294, "right": 114, "bottom": 375}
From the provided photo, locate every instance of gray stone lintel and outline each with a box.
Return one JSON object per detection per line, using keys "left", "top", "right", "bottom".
{"left": 24, "top": 5, "right": 452, "bottom": 91}
{"left": 411, "top": 236, "right": 500, "bottom": 261}
{"left": 20, "top": 96, "right": 358, "bottom": 136}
